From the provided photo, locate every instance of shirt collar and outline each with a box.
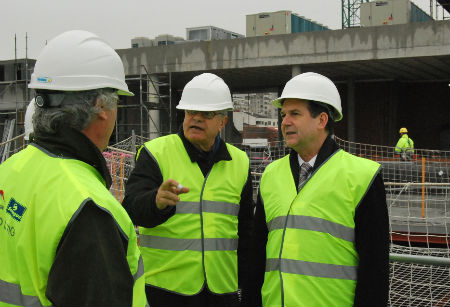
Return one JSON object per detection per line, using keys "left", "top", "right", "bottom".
{"left": 297, "top": 154, "right": 317, "bottom": 168}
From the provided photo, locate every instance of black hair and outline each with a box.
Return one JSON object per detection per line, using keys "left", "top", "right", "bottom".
{"left": 306, "top": 100, "right": 334, "bottom": 134}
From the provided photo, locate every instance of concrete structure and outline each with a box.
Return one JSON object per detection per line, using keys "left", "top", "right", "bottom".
{"left": 118, "top": 20, "right": 450, "bottom": 83}
{"left": 117, "top": 20, "right": 450, "bottom": 149}
{"left": 1, "top": 21, "right": 450, "bottom": 149}
{"left": 186, "top": 26, "right": 244, "bottom": 41}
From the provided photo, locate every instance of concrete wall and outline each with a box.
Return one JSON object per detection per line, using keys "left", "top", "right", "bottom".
{"left": 117, "top": 20, "right": 450, "bottom": 75}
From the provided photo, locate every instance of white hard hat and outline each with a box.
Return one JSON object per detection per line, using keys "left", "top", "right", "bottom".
{"left": 176, "top": 73, "right": 233, "bottom": 111}
{"left": 24, "top": 98, "right": 36, "bottom": 141}
{"left": 29, "top": 30, "right": 133, "bottom": 96}
{"left": 272, "top": 72, "right": 342, "bottom": 121}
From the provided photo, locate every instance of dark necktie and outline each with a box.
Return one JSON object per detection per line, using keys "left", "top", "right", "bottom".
{"left": 298, "top": 162, "right": 312, "bottom": 190}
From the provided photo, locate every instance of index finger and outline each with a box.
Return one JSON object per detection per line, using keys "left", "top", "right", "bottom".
{"left": 160, "top": 179, "right": 179, "bottom": 191}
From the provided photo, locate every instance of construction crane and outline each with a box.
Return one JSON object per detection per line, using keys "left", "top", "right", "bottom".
{"left": 342, "top": 0, "right": 449, "bottom": 29}
{"left": 341, "top": 0, "right": 369, "bottom": 29}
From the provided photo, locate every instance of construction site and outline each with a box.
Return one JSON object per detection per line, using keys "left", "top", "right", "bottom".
{"left": 1, "top": 0, "right": 450, "bottom": 306}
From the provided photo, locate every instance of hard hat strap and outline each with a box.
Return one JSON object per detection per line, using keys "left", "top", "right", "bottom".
{"left": 35, "top": 91, "right": 99, "bottom": 108}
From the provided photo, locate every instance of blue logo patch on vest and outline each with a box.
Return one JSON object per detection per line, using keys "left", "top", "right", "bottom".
{"left": 6, "top": 198, "right": 27, "bottom": 222}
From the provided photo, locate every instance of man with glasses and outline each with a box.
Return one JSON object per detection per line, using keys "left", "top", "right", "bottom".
{"left": 123, "top": 73, "right": 254, "bottom": 307}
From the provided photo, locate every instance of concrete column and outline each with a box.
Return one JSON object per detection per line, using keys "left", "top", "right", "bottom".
{"left": 388, "top": 82, "right": 399, "bottom": 146}
{"left": 148, "top": 76, "right": 160, "bottom": 140}
{"left": 347, "top": 80, "right": 356, "bottom": 142}
{"left": 292, "top": 65, "right": 301, "bottom": 77}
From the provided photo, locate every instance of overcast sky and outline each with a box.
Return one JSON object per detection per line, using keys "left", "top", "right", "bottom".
{"left": 0, "top": 0, "right": 436, "bottom": 61}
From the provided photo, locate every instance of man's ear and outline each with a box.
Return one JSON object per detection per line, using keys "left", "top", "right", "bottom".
{"left": 95, "top": 98, "right": 107, "bottom": 120}
{"left": 318, "top": 112, "right": 328, "bottom": 129}
{"left": 220, "top": 116, "right": 228, "bottom": 131}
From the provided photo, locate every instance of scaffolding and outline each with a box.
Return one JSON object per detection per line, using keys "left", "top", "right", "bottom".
{"left": 0, "top": 34, "right": 31, "bottom": 148}
{"left": 117, "top": 65, "right": 173, "bottom": 142}
{"left": 431, "top": 0, "right": 450, "bottom": 20}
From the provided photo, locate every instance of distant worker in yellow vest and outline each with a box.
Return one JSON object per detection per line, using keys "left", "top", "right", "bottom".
{"left": 122, "top": 73, "right": 254, "bottom": 306}
{"left": 395, "top": 127, "right": 414, "bottom": 161}
{"left": 0, "top": 30, "right": 147, "bottom": 307}
{"left": 251, "top": 72, "right": 389, "bottom": 307}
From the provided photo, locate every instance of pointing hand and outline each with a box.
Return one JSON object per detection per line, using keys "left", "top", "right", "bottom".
{"left": 155, "top": 179, "right": 190, "bottom": 210}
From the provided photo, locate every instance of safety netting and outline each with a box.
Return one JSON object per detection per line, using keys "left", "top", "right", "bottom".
{"left": 335, "top": 136, "right": 450, "bottom": 307}
{"left": 3, "top": 132, "right": 450, "bottom": 306}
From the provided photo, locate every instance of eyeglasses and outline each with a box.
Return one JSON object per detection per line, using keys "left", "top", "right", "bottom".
{"left": 185, "top": 110, "right": 223, "bottom": 119}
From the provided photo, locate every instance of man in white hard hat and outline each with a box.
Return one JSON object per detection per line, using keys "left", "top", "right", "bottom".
{"left": 123, "top": 73, "right": 254, "bottom": 306}
{"left": 0, "top": 30, "right": 147, "bottom": 307}
{"left": 251, "top": 72, "right": 389, "bottom": 307}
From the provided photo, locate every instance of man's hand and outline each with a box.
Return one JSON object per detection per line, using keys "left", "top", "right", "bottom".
{"left": 155, "top": 179, "right": 189, "bottom": 210}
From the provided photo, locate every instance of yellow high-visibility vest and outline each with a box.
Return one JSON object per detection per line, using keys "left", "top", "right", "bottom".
{"left": 0, "top": 144, "right": 147, "bottom": 307}
{"left": 260, "top": 149, "right": 380, "bottom": 307}
{"left": 139, "top": 134, "right": 249, "bottom": 295}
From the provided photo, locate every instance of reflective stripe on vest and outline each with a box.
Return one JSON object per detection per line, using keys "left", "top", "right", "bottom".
{"left": 0, "top": 145, "right": 147, "bottom": 307}
{"left": 0, "top": 280, "right": 42, "bottom": 307}
{"left": 267, "top": 215, "right": 355, "bottom": 243}
{"left": 175, "top": 200, "right": 240, "bottom": 215}
{"left": 134, "top": 255, "right": 145, "bottom": 281}
{"left": 139, "top": 134, "right": 249, "bottom": 295}
{"left": 140, "top": 236, "right": 238, "bottom": 251}
{"left": 265, "top": 258, "right": 357, "bottom": 280}
{"left": 260, "top": 149, "right": 380, "bottom": 307}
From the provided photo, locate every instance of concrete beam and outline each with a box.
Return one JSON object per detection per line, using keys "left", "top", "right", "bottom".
{"left": 117, "top": 21, "right": 450, "bottom": 76}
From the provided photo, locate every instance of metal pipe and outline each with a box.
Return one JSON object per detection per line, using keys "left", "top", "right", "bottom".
{"left": 421, "top": 157, "right": 426, "bottom": 218}
{"left": 385, "top": 182, "right": 450, "bottom": 186}
{"left": 390, "top": 253, "right": 450, "bottom": 267}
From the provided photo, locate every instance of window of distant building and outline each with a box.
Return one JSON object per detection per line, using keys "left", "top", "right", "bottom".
{"left": 189, "top": 29, "right": 209, "bottom": 40}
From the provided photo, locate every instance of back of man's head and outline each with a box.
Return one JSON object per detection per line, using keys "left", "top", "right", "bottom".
{"left": 33, "top": 89, "right": 118, "bottom": 135}
{"left": 28, "top": 30, "right": 133, "bottom": 136}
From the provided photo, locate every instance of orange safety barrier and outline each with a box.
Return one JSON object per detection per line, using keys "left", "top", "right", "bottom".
{"left": 421, "top": 157, "right": 426, "bottom": 218}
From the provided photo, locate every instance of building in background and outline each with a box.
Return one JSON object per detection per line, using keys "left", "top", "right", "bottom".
{"left": 232, "top": 92, "right": 278, "bottom": 146}
{"left": 131, "top": 34, "right": 185, "bottom": 48}
{"left": 0, "top": 59, "right": 34, "bottom": 139}
{"left": 233, "top": 92, "right": 278, "bottom": 118}
{"left": 186, "top": 26, "right": 244, "bottom": 41}
{"left": 246, "top": 10, "right": 329, "bottom": 37}
{"left": 131, "top": 37, "right": 154, "bottom": 48}
{"left": 154, "top": 34, "right": 185, "bottom": 46}
{"left": 360, "top": 0, "right": 432, "bottom": 27}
